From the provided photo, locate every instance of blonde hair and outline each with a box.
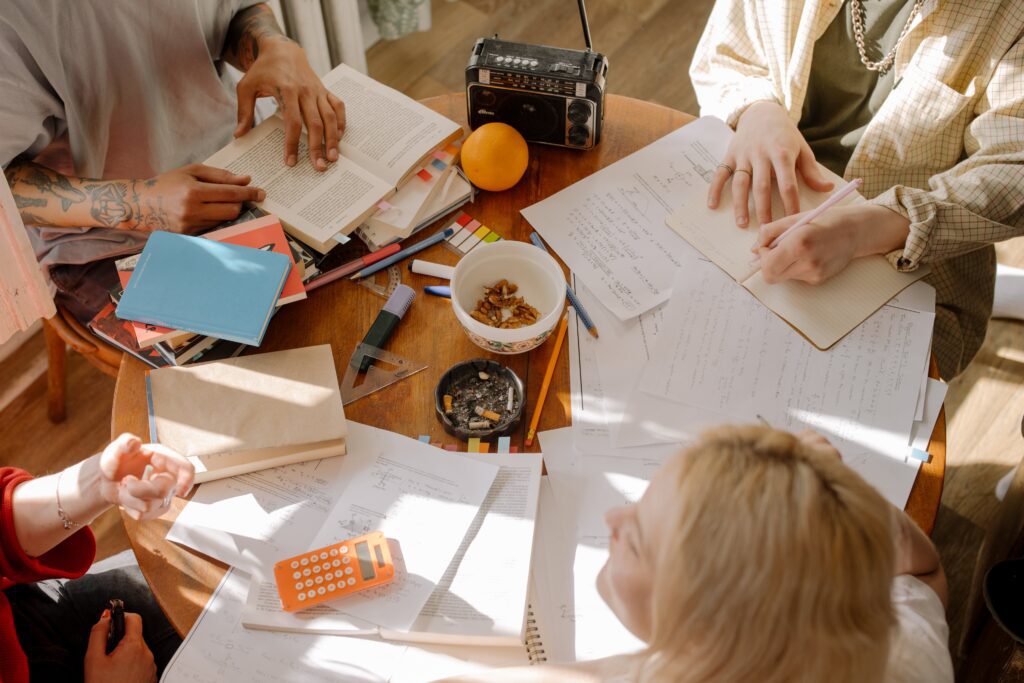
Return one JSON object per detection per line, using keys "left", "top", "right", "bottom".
{"left": 639, "top": 426, "right": 895, "bottom": 683}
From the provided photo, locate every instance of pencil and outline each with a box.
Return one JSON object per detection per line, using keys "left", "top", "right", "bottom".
{"left": 528, "top": 232, "right": 599, "bottom": 338}
{"left": 306, "top": 243, "right": 401, "bottom": 292}
{"left": 524, "top": 314, "right": 570, "bottom": 447}
{"left": 350, "top": 228, "right": 455, "bottom": 280}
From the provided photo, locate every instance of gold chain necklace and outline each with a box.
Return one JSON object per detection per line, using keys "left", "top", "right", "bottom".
{"left": 850, "top": 0, "right": 925, "bottom": 75}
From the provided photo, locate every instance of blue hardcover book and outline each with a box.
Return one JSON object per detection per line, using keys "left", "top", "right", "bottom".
{"left": 116, "top": 231, "right": 290, "bottom": 346}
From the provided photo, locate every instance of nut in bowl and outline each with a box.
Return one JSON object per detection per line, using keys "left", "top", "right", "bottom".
{"left": 450, "top": 240, "right": 566, "bottom": 354}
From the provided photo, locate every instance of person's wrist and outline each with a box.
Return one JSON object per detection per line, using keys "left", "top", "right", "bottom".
{"left": 736, "top": 100, "right": 782, "bottom": 129}
{"left": 854, "top": 205, "right": 910, "bottom": 258}
{"left": 254, "top": 33, "right": 300, "bottom": 60}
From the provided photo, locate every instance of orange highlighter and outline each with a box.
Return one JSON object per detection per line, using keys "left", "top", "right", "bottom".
{"left": 273, "top": 531, "right": 396, "bottom": 612}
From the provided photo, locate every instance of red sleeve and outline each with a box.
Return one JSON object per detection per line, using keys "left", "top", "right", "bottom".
{"left": 0, "top": 468, "right": 95, "bottom": 591}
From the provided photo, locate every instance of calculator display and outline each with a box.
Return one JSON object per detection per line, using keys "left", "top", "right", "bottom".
{"left": 356, "top": 541, "right": 375, "bottom": 580}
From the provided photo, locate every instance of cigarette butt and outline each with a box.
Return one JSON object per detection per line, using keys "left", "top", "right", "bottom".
{"left": 468, "top": 420, "right": 492, "bottom": 429}
{"left": 507, "top": 386, "right": 514, "bottom": 411}
{"left": 443, "top": 394, "right": 454, "bottom": 413}
{"left": 482, "top": 409, "right": 501, "bottom": 421}
{"left": 478, "top": 371, "right": 490, "bottom": 380}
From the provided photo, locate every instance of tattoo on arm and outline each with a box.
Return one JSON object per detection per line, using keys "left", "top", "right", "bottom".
{"left": 222, "top": 3, "right": 294, "bottom": 71}
{"left": 82, "top": 180, "right": 168, "bottom": 231}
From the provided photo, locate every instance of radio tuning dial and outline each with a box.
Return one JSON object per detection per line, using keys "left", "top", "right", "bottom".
{"left": 567, "top": 100, "right": 590, "bottom": 124}
{"left": 568, "top": 124, "right": 590, "bottom": 146}
{"left": 475, "top": 88, "right": 497, "bottom": 106}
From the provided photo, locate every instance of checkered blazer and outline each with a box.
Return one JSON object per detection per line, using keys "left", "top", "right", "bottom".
{"left": 690, "top": 0, "right": 1024, "bottom": 377}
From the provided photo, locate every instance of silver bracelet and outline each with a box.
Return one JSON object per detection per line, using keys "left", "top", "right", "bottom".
{"left": 55, "top": 469, "right": 83, "bottom": 530}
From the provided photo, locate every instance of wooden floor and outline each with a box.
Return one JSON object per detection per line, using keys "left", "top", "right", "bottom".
{"left": 1, "top": 0, "right": 1022, "bottom": 677}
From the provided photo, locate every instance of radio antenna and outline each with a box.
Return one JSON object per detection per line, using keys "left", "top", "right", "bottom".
{"left": 577, "top": 0, "right": 593, "bottom": 51}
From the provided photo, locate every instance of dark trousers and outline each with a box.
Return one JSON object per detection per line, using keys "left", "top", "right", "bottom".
{"left": 7, "top": 566, "right": 181, "bottom": 682}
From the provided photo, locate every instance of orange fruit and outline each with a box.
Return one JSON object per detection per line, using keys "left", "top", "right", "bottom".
{"left": 460, "top": 123, "right": 529, "bottom": 192}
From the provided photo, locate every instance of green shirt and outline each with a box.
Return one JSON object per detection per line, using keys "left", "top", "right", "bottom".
{"left": 799, "top": 0, "right": 917, "bottom": 177}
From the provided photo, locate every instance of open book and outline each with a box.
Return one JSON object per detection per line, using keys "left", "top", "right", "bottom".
{"left": 206, "top": 64, "right": 462, "bottom": 253}
{"left": 665, "top": 117, "right": 929, "bottom": 350}
{"left": 241, "top": 453, "right": 542, "bottom": 648}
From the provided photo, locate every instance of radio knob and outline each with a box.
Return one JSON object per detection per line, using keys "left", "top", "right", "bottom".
{"left": 568, "top": 125, "right": 590, "bottom": 146}
{"left": 567, "top": 100, "right": 590, "bottom": 124}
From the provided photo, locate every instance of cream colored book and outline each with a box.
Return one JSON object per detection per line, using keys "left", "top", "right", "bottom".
{"left": 147, "top": 344, "right": 347, "bottom": 483}
{"left": 205, "top": 63, "right": 462, "bottom": 253}
{"left": 665, "top": 118, "right": 929, "bottom": 349}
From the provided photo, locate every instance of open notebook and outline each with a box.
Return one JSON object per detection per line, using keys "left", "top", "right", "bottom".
{"left": 665, "top": 117, "right": 929, "bottom": 350}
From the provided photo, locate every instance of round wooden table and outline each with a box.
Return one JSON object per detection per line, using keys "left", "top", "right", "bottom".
{"left": 111, "top": 93, "right": 947, "bottom": 637}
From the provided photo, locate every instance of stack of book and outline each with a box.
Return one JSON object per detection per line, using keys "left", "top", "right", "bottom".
{"left": 89, "top": 214, "right": 304, "bottom": 367}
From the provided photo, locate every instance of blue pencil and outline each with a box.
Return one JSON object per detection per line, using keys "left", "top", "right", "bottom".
{"left": 350, "top": 227, "right": 455, "bottom": 280}
{"left": 528, "top": 232, "right": 599, "bottom": 339}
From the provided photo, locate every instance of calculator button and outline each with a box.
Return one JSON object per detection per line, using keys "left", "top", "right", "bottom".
{"left": 337, "top": 581, "right": 346, "bottom": 589}
{"left": 347, "top": 577, "right": 356, "bottom": 586}
{"left": 317, "top": 586, "right": 326, "bottom": 595}
{"left": 339, "top": 546, "right": 348, "bottom": 554}
{"left": 332, "top": 559, "right": 341, "bottom": 567}
{"left": 290, "top": 561, "right": 299, "bottom": 569}
{"left": 300, "top": 558, "right": 309, "bottom": 566}
{"left": 327, "top": 583, "right": 336, "bottom": 592}
{"left": 307, "top": 590, "right": 316, "bottom": 599}
{"left": 329, "top": 548, "right": 339, "bottom": 557}
{"left": 297, "top": 592, "right": 306, "bottom": 601}
{"left": 305, "top": 579, "right": 313, "bottom": 588}
{"left": 316, "top": 576, "right": 325, "bottom": 585}
{"left": 312, "top": 565, "right": 321, "bottom": 573}
{"left": 294, "top": 582, "right": 303, "bottom": 590}
{"left": 292, "top": 571, "right": 301, "bottom": 580}
{"left": 345, "top": 567, "right": 353, "bottom": 576}
{"left": 319, "top": 552, "right": 328, "bottom": 560}
{"left": 303, "top": 568, "right": 311, "bottom": 577}
{"left": 342, "top": 556, "right": 351, "bottom": 564}
{"left": 324, "top": 571, "right": 334, "bottom": 580}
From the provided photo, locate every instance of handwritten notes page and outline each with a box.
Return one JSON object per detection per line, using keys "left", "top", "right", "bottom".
{"left": 243, "top": 445, "right": 498, "bottom": 635}
{"left": 520, "top": 121, "right": 726, "bottom": 320}
{"left": 162, "top": 569, "right": 527, "bottom": 683}
{"left": 623, "top": 263, "right": 934, "bottom": 506}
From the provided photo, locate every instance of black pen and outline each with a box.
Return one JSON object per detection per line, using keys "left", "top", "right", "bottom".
{"left": 106, "top": 598, "right": 125, "bottom": 654}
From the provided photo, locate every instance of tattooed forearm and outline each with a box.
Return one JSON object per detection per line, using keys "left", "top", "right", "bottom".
{"left": 222, "top": 3, "right": 294, "bottom": 71}
{"left": 5, "top": 160, "right": 165, "bottom": 231}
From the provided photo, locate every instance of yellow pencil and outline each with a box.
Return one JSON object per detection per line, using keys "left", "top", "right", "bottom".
{"left": 525, "top": 314, "right": 570, "bottom": 447}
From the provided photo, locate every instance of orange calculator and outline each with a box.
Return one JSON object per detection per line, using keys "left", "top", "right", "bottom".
{"left": 273, "top": 531, "right": 396, "bottom": 612}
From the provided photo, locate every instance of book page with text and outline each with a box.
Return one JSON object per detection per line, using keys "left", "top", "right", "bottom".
{"left": 205, "top": 118, "right": 393, "bottom": 250}
{"left": 323, "top": 64, "right": 462, "bottom": 187}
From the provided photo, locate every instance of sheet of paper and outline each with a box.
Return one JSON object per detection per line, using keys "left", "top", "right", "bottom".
{"left": 637, "top": 262, "right": 934, "bottom": 462}
{"left": 910, "top": 379, "right": 948, "bottom": 452}
{"left": 161, "top": 569, "right": 525, "bottom": 683}
{"left": 529, "top": 478, "right": 575, "bottom": 664}
{"left": 410, "top": 453, "right": 542, "bottom": 642}
{"left": 167, "top": 422, "right": 382, "bottom": 574}
{"left": 521, "top": 121, "right": 718, "bottom": 320}
{"left": 246, "top": 446, "right": 498, "bottom": 634}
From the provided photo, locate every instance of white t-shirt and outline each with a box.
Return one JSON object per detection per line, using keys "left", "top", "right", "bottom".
{"left": 0, "top": 0, "right": 259, "bottom": 267}
{"left": 885, "top": 575, "right": 954, "bottom": 683}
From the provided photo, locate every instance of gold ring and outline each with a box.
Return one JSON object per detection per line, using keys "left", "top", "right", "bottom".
{"left": 734, "top": 168, "right": 753, "bottom": 178}
{"left": 716, "top": 163, "right": 734, "bottom": 176}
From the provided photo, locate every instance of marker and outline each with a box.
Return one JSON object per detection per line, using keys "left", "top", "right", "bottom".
{"left": 409, "top": 260, "right": 455, "bottom": 280}
{"left": 351, "top": 228, "right": 455, "bottom": 280}
{"left": 424, "top": 285, "right": 451, "bottom": 298}
{"left": 306, "top": 243, "right": 401, "bottom": 291}
{"left": 355, "top": 284, "right": 415, "bottom": 372}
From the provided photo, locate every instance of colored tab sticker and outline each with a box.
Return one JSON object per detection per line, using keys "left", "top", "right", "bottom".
{"left": 443, "top": 444, "right": 458, "bottom": 452}
{"left": 431, "top": 158, "right": 447, "bottom": 171}
{"left": 455, "top": 212, "right": 473, "bottom": 226}
{"left": 466, "top": 220, "right": 482, "bottom": 233}
{"left": 910, "top": 448, "right": 930, "bottom": 462}
{"left": 497, "top": 436, "right": 511, "bottom": 453}
{"left": 479, "top": 442, "right": 490, "bottom": 453}
{"left": 377, "top": 200, "right": 393, "bottom": 211}
{"left": 482, "top": 232, "right": 501, "bottom": 243}
{"left": 467, "top": 438, "right": 481, "bottom": 453}
{"left": 418, "top": 435, "right": 431, "bottom": 443}
{"left": 416, "top": 168, "right": 433, "bottom": 182}
{"left": 510, "top": 446, "right": 519, "bottom": 454}
{"left": 444, "top": 144, "right": 460, "bottom": 156}
{"left": 433, "top": 150, "right": 451, "bottom": 161}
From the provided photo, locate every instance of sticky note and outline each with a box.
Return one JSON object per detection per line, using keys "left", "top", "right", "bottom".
{"left": 467, "top": 438, "right": 481, "bottom": 453}
{"left": 483, "top": 232, "right": 501, "bottom": 243}
{"left": 416, "top": 168, "right": 433, "bottom": 182}
{"left": 455, "top": 212, "right": 473, "bottom": 226}
{"left": 910, "top": 448, "right": 930, "bottom": 463}
{"left": 418, "top": 435, "right": 431, "bottom": 443}
{"left": 466, "top": 220, "right": 483, "bottom": 233}
{"left": 431, "top": 158, "right": 447, "bottom": 171}
{"left": 444, "top": 144, "right": 460, "bottom": 156}
{"left": 479, "top": 442, "right": 490, "bottom": 453}
{"left": 497, "top": 436, "right": 511, "bottom": 453}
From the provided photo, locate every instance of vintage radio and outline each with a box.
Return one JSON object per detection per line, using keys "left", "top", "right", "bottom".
{"left": 465, "top": 1, "right": 607, "bottom": 150}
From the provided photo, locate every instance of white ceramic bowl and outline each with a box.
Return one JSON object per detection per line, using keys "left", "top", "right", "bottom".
{"left": 450, "top": 240, "right": 566, "bottom": 354}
